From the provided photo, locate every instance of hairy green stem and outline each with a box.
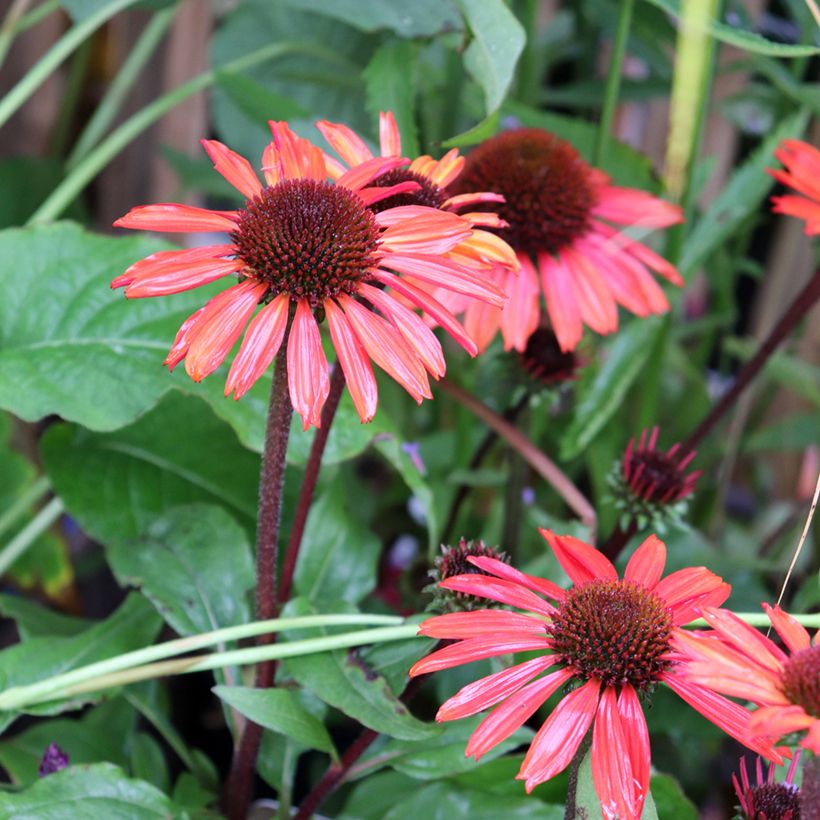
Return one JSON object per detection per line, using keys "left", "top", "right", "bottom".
{"left": 0, "top": 0, "right": 138, "bottom": 130}
{"left": 593, "top": 0, "right": 635, "bottom": 167}
{"left": 0, "top": 496, "right": 63, "bottom": 577}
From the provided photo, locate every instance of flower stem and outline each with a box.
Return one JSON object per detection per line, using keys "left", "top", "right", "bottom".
{"left": 438, "top": 379, "right": 596, "bottom": 538}
{"left": 225, "top": 335, "right": 293, "bottom": 819}
{"left": 0, "top": 0, "right": 138, "bottom": 130}
{"left": 800, "top": 752, "right": 820, "bottom": 820}
{"left": 278, "top": 364, "right": 346, "bottom": 608}
{"left": 564, "top": 734, "right": 591, "bottom": 820}
{"left": 680, "top": 267, "right": 820, "bottom": 458}
{"left": 0, "top": 496, "right": 63, "bottom": 577}
{"left": 593, "top": 0, "right": 635, "bottom": 168}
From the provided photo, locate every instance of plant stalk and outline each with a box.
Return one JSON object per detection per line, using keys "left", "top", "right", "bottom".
{"left": 0, "top": 496, "right": 63, "bottom": 577}
{"left": 0, "top": 475, "right": 50, "bottom": 541}
{"left": 801, "top": 752, "right": 820, "bottom": 820}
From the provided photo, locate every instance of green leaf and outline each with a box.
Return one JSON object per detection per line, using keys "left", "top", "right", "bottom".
{"left": 572, "top": 745, "right": 600, "bottom": 818}
{"left": 363, "top": 41, "right": 420, "bottom": 157}
{"left": 0, "top": 593, "right": 90, "bottom": 640}
{"left": 457, "top": 0, "right": 525, "bottom": 114}
{"left": 0, "top": 594, "right": 162, "bottom": 727}
{"left": 106, "top": 504, "right": 254, "bottom": 636}
{"left": 381, "top": 782, "right": 563, "bottom": 819}
{"left": 0, "top": 699, "right": 134, "bottom": 785}
{"left": 649, "top": 773, "right": 697, "bottom": 819}
{"left": 0, "top": 157, "right": 82, "bottom": 228}
{"left": 358, "top": 624, "right": 434, "bottom": 696}
{"left": 645, "top": 0, "right": 820, "bottom": 56}
{"left": 294, "top": 484, "right": 381, "bottom": 606}
{"left": 280, "top": 0, "right": 462, "bottom": 37}
{"left": 215, "top": 70, "right": 309, "bottom": 124}
{"left": 281, "top": 598, "right": 437, "bottom": 741}
{"left": 355, "top": 716, "right": 534, "bottom": 781}
{"left": 213, "top": 686, "right": 337, "bottom": 759}
{"left": 130, "top": 732, "right": 169, "bottom": 794}
{"left": 561, "top": 319, "right": 660, "bottom": 460}
{"left": 0, "top": 222, "right": 209, "bottom": 432}
{"left": 744, "top": 412, "right": 820, "bottom": 452}
{"left": 442, "top": 111, "right": 501, "bottom": 148}
{"left": 0, "top": 762, "right": 178, "bottom": 818}
{"left": 41, "top": 393, "right": 260, "bottom": 543}
{"left": 680, "top": 108, "right": 810, "bottom": 277}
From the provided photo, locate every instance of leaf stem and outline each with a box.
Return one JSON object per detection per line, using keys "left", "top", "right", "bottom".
{"left": 279, "top": 364, "right": 346, "bottom": 608}
{"left": 688, "top": 613, "right": 820, "bottom": 629}
{"left": 0, "top": 0, "right": 138, "bottom": 131}
{"left": 593, "top": 0, "right": 635, "bottom": 167}
{"left": 0, "top": 0, "right": 31, "bottom": 70}
{"left": 66, "top": 5, "right": 176, "bottom": 169}
{"left": 0, "top": 496, "right": 63, "bottom": 578}
{"left": 0, "top": 475, "right": 50, "bottom": 541}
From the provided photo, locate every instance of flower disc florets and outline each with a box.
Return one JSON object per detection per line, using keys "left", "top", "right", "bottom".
{"left": 781, "top": 645, "right": 820, "bottom": 718}
{"left": 231, "top": 178, "right": 380, "bottom": 308}
{"left": 743, "top": 783, "right": 801, "bottom": 819}
{"left": 451, "top": 128, "right": 597, "bottom": 255}
{"left": 369, "top": 168, "right": 447, "bottom": 213}
{"left": 547, "top": 579, "right": 673, "bottom": 689}
{"left": 517, "top": 325, "right": 579, "bottom": 386}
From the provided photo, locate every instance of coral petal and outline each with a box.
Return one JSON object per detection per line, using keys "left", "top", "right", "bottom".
{"left": 201, "top": 139, "right": 263, "bottom": 200}
{"left": 287, "top": 299, "right": 330, "bottom": 429}
{"left": 539, "top": 529, "right": 618, "bottom": 585}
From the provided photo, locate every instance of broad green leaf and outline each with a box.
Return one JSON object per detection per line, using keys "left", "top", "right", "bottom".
{"left": 382, "top": 782, "right": 563, "bottom": 819}
{"left": 129, "top": 733, "right": 169, "bottom": 794}
{"left": 0, "top": 157, "right": 82, "bottom": 228}
{"left": 650, "top": 773, "right": 697, "bottom": 819}
{"left": 0, "top": 698, "right": 134, "bottom": 785}
{"left": 215, "top": 70, "right": 309, "bottom": 125}
{"left": 355, "top": 716, "right": 534, "bottom": 781}
{"left": 680, "top": 109, "right": 810, "bottom": 277}
{"left": 744, "top": 413, "right": 820, "bottom": 452}
{"left": 341, "top": 770, "right": 423, "bottom": 820}
{"left": 358, "top": 624, "right": 434, "bottom": 696}
{"left": 0, "top": 222, "right": 207, "bottom": 432}
{"left": 457, "top": 0, "right": 525, "bottom": 114}
{"left": 0, "top": 594, "right": 162, "bottom": 727}
{"left": 646, "top": 0, "right": 820, "bottom": 56}
{"left": 281, "top": 598, "right": 436, "bottom": 741}
{"left": 41, "top": 393, "right": 259, "bottom": 543}
{"left": 561, "top": 319, "right": 660, "bottom": 460}
{"left": 363, "top": 41, "right": 420, "bottom": 157}
{"left": 442, "top": 111, "right": 501, "bottom": 148}
{"left": 280, "top": 0, "right": 462, "bottom": 37}
{"left": 0, "top": 762, "right": 177, "bottom": 818}
{"left": 106, "top": 504, "right": 254, "bottom": 636}
{"left": 213, "top": 685, "right": 337, "bottom": 759}
{"left": 294, "top": 484, "right": 381, "bottom": 605}
{"left": 0, "top": 594, "right": 90, "bottom": 640}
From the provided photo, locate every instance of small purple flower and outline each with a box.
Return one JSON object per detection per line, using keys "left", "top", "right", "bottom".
{"left": 38, "top": 743, "right": 69, "bottom": 777}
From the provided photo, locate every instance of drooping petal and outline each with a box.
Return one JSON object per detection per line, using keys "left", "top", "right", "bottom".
{"left": 539, "top": 529, "right": 618, "bottom": 585}
{"left": 429, "top": 148, "right": 464, "bottom": 188}
{"left": 593, "top": 221, "right": 684, "bottom": 286}
{"left": 803, "top": 720, "right": 820, "bottom": 753}
{"left": 561, "top": 246, "right": 618, "bottom": 335}
{"left": 124, "top": 257, "right": 244, "bottom": 298}
{"left": 458, "top": 230, "right": 520, "bottom": 270}
{"left": 770, "top": 194, "right": 820, "bottom": 235}
{"left": 324, "top": 299, "right": 378, "bottom": 423}
{"left": 200, "top": 139, "right": 263, "bottom": 200}
{"left": 518, "top": 678, "right": 602, "bottom": 791}
{"left": 338, "top": 156, "right": 408, "bottom": 192}
{"left": 501, "top": 254, "right": 540, "bottom": 352}
{"left": 287, "top": 299, "right": 330, "bottom": 430}
{"left": 624, "top": 535, "right": 666, "bottom": 589}
{"left": 261, "top": 139, "right": 282, "bottom": 186}
{"left": 112, "top": 244, "right": 235, "bottom": 289}
{"left": 438, "top": 656, "right": 556, "bottom": 721}
{"left": 359, "top": 283, "right": 445, "bottom": 378}
{"left": 315, "top": 119, "right": 374, "bottom": 167}
{"left": 164, "top": 307, "right": 205, "bottom": 370}
{"left": 379, "top": 111, "right": 402, "bottom": 157}
{"left": 408, "top": 634, "right": 551, "bottom": 676}
{"left": 225, "top": 293, "right": 290, "bottom": 399}
{"left": 442, "top": 192, "right": 506, "bottom": 211}
{"left": 749, "top": 704, "right": 815, "bottom": 738}
{"left": 379, "top": 211, "right": 473, "bottom": 255}
{"left": 465, "top": 668, "right": 574, "bottom": 760}
{"left": 538, "top": 251, "right": 583, "bottom": 352}
{"left": 592, "top": 687, "right": 641, "bottom": 820}
{"left": 653, "top": 568, "right": 730, "bottom": 625}
{"left": 618, "top": 685, "right": 651, "bottom": 818}
{"left": 183, "top": 279, "right": 267, "bottom": 381}
{"left": 698, "top": 607, "right": 787, "bottom": 670}
{"left": 114, "top": 204, "right": 239, "bottom": 232}
{"left": 438, "top": 574, "right": 556, "bottom": 617}
{"left": 338, "top": 294, "right": 431, "bottom": 402}
{"left": 764, "top": 604, "right": 812, "bottom": 654}
{"left": 464, "top": 297, "right": 503, "bottom": 354}
{"left": 466, "top": 555, "right": 566, "bottom": 601}
{"left": 357, "top": 181, "right": 421, "bottom": 206}
{"left": 417, "top": 609, "right": 550, "bottom": 639}
{"left": 592, "top": 185, "right": 683, "bottom": 229}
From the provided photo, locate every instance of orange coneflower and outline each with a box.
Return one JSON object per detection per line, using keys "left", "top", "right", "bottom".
{"left": 410, "top": 530, "right": 782, "bottom": 819}
{"left": 112, "top": 120, "right": 506, "bottom": 428}
{"left": 769, "top": 139, "right": 820, "bottom": 235}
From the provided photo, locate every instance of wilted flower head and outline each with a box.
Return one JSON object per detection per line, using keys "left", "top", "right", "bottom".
{"left": 113, "top": 119, "right": 507, "bottom": 428}
{"left": 446, "top": 127, "right": 684, "bottom": 353}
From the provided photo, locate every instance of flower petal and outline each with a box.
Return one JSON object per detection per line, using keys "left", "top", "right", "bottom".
{"left": 561, "top": 246, "right": 618, "bottom": 335}
{"left": 438, "top": 574, "right": 556, "bottom": 617}
{"left": 698, "top": 606, "right": 787, "bottom": 670}
{"left": 338, "top": 156, "right": 408, "bottom": 192}
{"left": 379, "top": 211, "right": 473, "bottom": 255}
{"left": 465, "top": 667, "right": 574, "bottom": 760}
{"left": 200, "top": 139, "right": 263, "bottom": 200}
{"left": 114, "top": 204, "right": 238, "bottom": 232}
{"left": 438, "top": 656, "right": 556, "bottom": 721}
{"left": 417, "top": 609, "right": 548, "bottom": 639}
{"left": 764, "top": 604, "right": 812, "bottom": 654}
{"left": 225, "top": 293, "right": 289, "bottom": 399}
{"left": 112, "top": 244, "right": 235, "bottom": 289}
{"left": 518, "top": 678, "right": 601, "bottom": 791}
{"left": 124, "top": 257, "right": 244, "bottom": 298}
{"left": 270, "top": 121, "right": 326, "bottom": 181}
{"left": 749, "top": 704, "right": 815, "bottom": 738}
{"left": 624, "top": 535, "right": 666, "bottom": 589}
{"left": 315, "top": 119, "right": 374, "bottom": 167}
{"left": 379, "top": 111, "right": 402, "bottom": 157}
{"left": 539, "top": 529, "right": 618, "bottom": 585}
{"left": 408, "top": 634, "right": 551, "bottom": 677}
{"left": 653, "top": 568, "right": 730, "bottom": 625}
{"left": 357, "top": 181, "right": 421, "bottom": 206}
{"left": 618, "top": 685, "right": 650, "bottom": 817}
{"left": 592, "top": 185, "right": 683, "bottom": 229}
{"left": 466, "top": 555, "right": 566, "bottom": 601}
{"left": 164, "top": 307, "right": 205, "bottom": 371}
{"left": 287, "top": 299, "right": 330, "bottom": 429}
{"left": 538, "top": 251, "right": 583, "bottom": 352}
{"left": 429, "top": 148, "right": 464, "bottom": 188}
{"left": 500, "top": 253, "right": 540, "bottom": 352}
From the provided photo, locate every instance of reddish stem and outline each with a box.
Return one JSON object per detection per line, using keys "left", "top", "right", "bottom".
{"left": 279, "top": 364, "right": 346, "bottom": 606}
{"left": 224, "top": 339, "right": 293, "bottom": 820}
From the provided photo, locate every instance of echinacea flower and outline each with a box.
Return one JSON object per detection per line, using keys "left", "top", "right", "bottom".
{"left": 112, "top": 120, "right": 506, "bottom": 428}
{"left": 733, "top": 754, "right": 801, "bottom": 820}
{"left": 678, "top": 603, "right": 820, "bottom": 754}
{"left": 768, "top": 139, "right": 820, "bottom": 235}
{"left": 609, "top": 427, "right": 702, "bottom": 532}
{"left": 409, "top": 530, "right": 782, "bottom": 819}
{"left": 442, "top": 128, "right": 684, "bottom": 353}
